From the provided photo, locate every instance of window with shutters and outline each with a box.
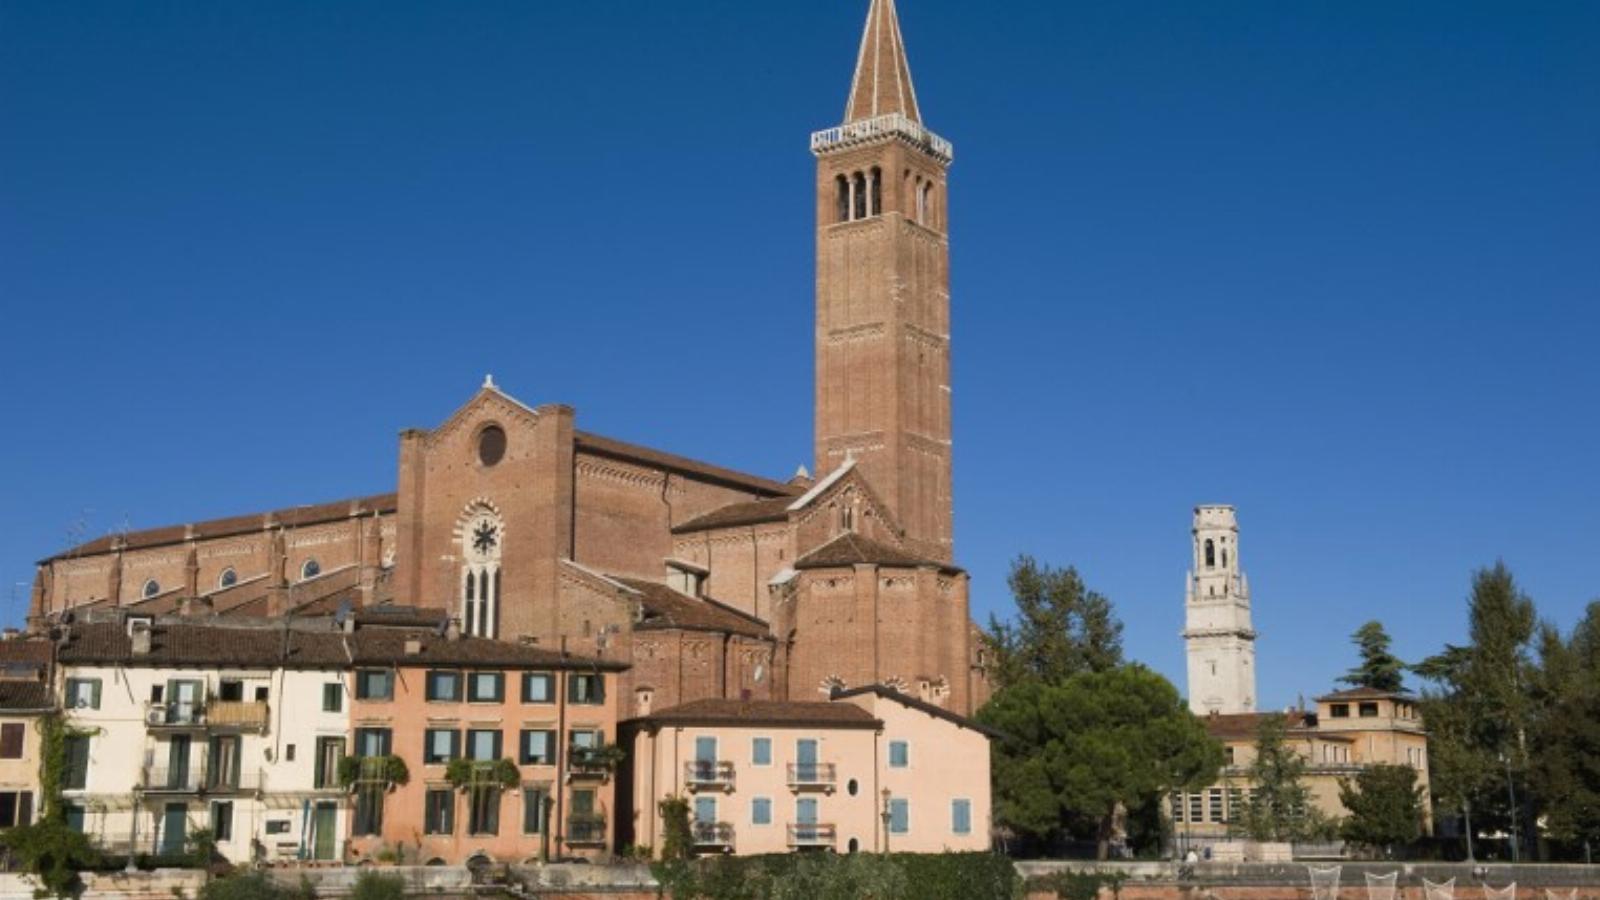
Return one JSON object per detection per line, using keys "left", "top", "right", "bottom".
{"left": 355, "top": 670, "right": 393, "bottom": 701}
{"left": 519, "top": 729, "right": 555, "bottom": 766}
{"left": 426, "top": 671, "right": 462, "bottom": 702}
{"left": 467, "top": 672, "right": 504, "bottom": 703}
{"left": 0, "top": 792, "right": 32, "bottom": 829}
{"left": 65, "top": 678, "right": 101, "bottom": 710}
{"left": 424, "top": 789, "right": 455, "bottom": 835}
{"left": 521, "top": 672, "right": 553, "bottom": 703}
{"left": 0, "top": 724, "right": 23, "bottom": 759}
{"left": 951, "top": 799, "right": 971, "bottom": 835}
{"left": 322, "top": 683, "right": 342, "bottom": 713}
{"left": 467, "top": 729, "right": 502, "bottom": 762}
{"left": 424, "top": 729, "right": 461, "bottom": 765}
{"left": 522, "top": 787, "right": 549, "bottom": 835}
{"left": 889, "top": 798, "right": 909, "bottom": 835}
{"left": 568, "top": 673, "right": 604, "bottom": 705}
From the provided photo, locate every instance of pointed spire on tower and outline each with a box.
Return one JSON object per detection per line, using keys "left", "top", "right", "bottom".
{"left": 844, "top": 0, "right": 921, "bottom": 124}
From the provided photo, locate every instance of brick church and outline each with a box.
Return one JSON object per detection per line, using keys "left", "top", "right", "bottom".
{"left": 27, "top": 0, "right": 991, "bottom": 717}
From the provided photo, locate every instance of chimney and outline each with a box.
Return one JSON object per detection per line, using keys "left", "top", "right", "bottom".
{"left": 445, "top": 617, "right": 461, "bottom": 642}
{"left": 404, "top": 638, "right": 423, "bottom": 656}
{"left": 635, "top": 686, "right": 655, "bottom": 717}
{"left": 129, "top": 618, "right": 153, "bottom": 656}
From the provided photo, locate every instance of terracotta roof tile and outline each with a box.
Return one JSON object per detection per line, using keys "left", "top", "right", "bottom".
{"left": 46, "top": 493, "right": 396, "bottom": 562}
{"left": 55, "top": 621, "right": 624, "bottom": 672}
{"left": 831, "top": 684, "right": 1005, "bottom": 739}
{"left": 609, "top": 577, "right": 770, "bottom": 639}
{"left": 0, "top": 681, "right": 51, "bottom": 712}
{"left": 0, "top": 639, "right": 53, "bottom": 666}
{"left": 633, "top": 698, "right": 880, "bottom": 729}
{"left": 575, "top": 431, "right": 796, "bottom": 497}
{"left": 794, "top": 532, "right": 948, "bottom": 571}
{"left": 1315, "top": 686, "right": 1414, "bottom": 702}
{"left": 1202, "top": 711, "right": 1314, "bottom": 742}
{"left": 671, "top": 497, "right": 794, "bottom": 533}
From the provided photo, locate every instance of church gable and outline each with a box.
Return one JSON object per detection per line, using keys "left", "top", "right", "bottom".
{"left": 787, "top": 460, "right": 905, "bottom": 557}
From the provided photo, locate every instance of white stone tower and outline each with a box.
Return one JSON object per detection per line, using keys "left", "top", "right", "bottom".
{"left": 1183, "top": 505, "right": 1257, "bottom": 715}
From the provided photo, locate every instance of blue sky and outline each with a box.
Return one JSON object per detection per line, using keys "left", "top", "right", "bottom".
{"left": 2, "top": 0, "right": 1596, "bottom": 707}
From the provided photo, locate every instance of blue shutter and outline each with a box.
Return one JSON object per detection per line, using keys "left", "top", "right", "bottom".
{"left": 952, "top": 799, "right": 971, "bottom": 834}
{"left": 890, "top": 798, "right": 909, "bottom": 834}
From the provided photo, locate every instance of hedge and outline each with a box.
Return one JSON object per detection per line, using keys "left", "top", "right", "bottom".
{"left": 652, "top": 852, "right": 1021, "bottom": 900}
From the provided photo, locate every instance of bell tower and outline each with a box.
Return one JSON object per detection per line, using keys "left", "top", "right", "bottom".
{"left": 812, "top": 0, "right": 954, "bottom": 562}
{"left": 1183, "top": 505, "right": 1258, "bottom": 715}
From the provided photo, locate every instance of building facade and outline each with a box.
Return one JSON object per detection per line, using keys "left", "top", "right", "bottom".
{"left": 619, "top": 685, "right": 995, "bottom": 856}
{"left": 344, "top": 635, "right": 625, "bottom": 865}
{"left": 26, "top": 0, "right": 989, "bottom": 721}
{"left": 1174, "top": 688, "right": 1431, "bottom": 846}
{"left": 1183, "top": 506, "right": 1258, "bottom": 715}
{"left": 55, "top": 619, "right": 353, "bottom": 863}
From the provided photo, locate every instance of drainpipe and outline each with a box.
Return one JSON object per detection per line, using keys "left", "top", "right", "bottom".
{"left": 555, "top": 668, "right": 568, "bottom": 857}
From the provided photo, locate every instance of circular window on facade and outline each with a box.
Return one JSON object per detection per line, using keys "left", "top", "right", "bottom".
{"left": 141, "top": 579, "right": 160, "bottom": 599}
{"left": 478, "top": 424, "right": 507, "bottom": 467}
{"left": 847, "top": 778, "right": 859, "bottom": 796}
{"left": 301, "top": 559, "right": 321, "bottom": 581}
{"left": 218, "top": 568, "right": 237, "bottom": 589}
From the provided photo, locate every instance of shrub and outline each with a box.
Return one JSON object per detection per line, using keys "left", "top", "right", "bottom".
{"left": 651, "top": 852, "right": 1021, "bottom": 900}
{"left": 350, "top": 870, "right": 405, "bottom": 900}
{"left": 1024, "top": 870, "right": 1125, "bottom": 900}
{"left": 0, "top": 820, "right": 100, "bottom": 899}
{"left": 200, "top": 872, "right": 293, "bottom": 900}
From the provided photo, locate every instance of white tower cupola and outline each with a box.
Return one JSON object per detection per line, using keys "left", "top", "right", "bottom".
{"left": 1183, "top": 505, "right": 1257, "bottom": 715}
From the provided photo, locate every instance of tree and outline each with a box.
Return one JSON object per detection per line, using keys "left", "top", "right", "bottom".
{"left": 1340, "top": 621, "right": 1406, "bottom": 693}
{"left": 1528, "top": 601, "right": 1600, "bottom": 856}
{"left": 1239, "top": 714, "right": 1327, "bottom": 842}
{"left": 1339, "top": 764, "right": 1424, "bottom": 854}
{"left": 977, "top": 665, "right": 1222, "bottom": 858}
{"left": 1414, "top": 563, "right": 1538, "bottom": 858}
{"left": 981, "top": 556, "right": 1123, "bottom": 691}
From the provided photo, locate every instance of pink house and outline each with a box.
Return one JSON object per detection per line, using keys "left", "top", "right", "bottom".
{"left": 619, "top": 686, "right": 996, "bottom": 856}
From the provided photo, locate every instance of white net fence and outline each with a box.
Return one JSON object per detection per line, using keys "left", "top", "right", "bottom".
{"left": 1309, "top": 865, "right": 1343, "bottom": 900}
{"left": 1365, "top": 871, "right": 1398, "bottom": 900}
{"left": 1482, "top": 884, "right": 1516, "bottom": 900}
{"left": 1423, "top": 878, "right": 1457, "bottom": 900}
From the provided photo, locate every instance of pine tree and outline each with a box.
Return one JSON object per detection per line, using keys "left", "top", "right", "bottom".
{"left": 1241, "top": 714, "right": 1324, "bottom": 842}
{"left": 1339, "top": 620, "right": 1406, "bottom": 692}
{"left": 982, "top": 556, "right": 1124, "bottom": 691}
{"left": 1339, "top": 764, "right": 1425, "bottom": 854}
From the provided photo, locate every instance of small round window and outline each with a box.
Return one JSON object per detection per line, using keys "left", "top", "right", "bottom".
{"left": 141, "top": 579, "right": 160, "bottom": 599}
{"left": 218, "top": 568, "right": 237, "bottom": 589}
{"left": 301, "top": 559, "right": 321, "bottom": 581}
{"left": 478, "top": 425, "right": 507, "bottom": 466}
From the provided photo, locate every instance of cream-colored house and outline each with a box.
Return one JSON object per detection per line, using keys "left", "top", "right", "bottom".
{"left": 56, "top": 617, "right": 353, "bottom": 863}
{"left": 1173, "top": 686, "right": 1430, "bottom": 847}
{"left": 620, "top": 686, "right": 996, "bottom": 856}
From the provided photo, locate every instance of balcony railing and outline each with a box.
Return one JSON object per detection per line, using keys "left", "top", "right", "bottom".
{"left": 568, "top": 745, "right": 619, "bottom": 780}
{"left": 141, "top": 764, "right": 264, "bottom": 794}
{"left": 786, "top": 822, "right": 836, "bottom": 848}
{"left": 692, "top": 821, "right": 734, "bottom": 850}
{"left": 141, "top": 700, "right": 269, "bottom": 732}
{"left": 144, "top": 701, "right": 204, "bottom": 728}
{"left": 207, "top": 700, "right": 270, "bottom": 731}
{"left": 810, "top": 113, "right": 954, "bottom": 163}
{"left": 566, "top": 813, "right": 607, "bottom": 845}
{"left": 786, "top": 762, "right": 836, "bottom": 790}
{"left": 684, "top": 760, "right": 735, "bottom": 791}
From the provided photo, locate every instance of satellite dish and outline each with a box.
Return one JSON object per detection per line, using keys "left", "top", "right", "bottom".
{"left": 752, "top": 664, "right": 765, "bottom": 684}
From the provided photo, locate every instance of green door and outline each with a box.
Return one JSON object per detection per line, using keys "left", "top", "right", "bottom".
{"left": 312, "top": 802, "right": 337, "bottom": 860}
{"left": 160, "top": 803, "right": 187, "bottom": 855}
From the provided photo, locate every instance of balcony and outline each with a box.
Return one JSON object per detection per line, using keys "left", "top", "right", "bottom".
{"left": 786, "top": 762, "right": 836, "bottom": 792}
{"left": 565, "top": 813, "right": 607, "bottom": 846}
{"left": 786, "top": 822, "right": 836, "bottom": 848}
{"left": 207, "top": 700, "right": 269, "bottom": 732}
{"left": 691, "top": 821, "right": 734, "bottom": 852}
{"left": 810, "top": 112, "right": 954, "bottom": 163}
{"left": 683, "top": 760, "right": 735, "bottom": 792}
{"left": 143, "top": 701, "right": 205, "bottom": 729}
{"left": 568, "top": 745, "right": 620, "bottom": 781}
{"left": 140, "top": 763, "right": 265, "bottom": 795}
{"left": 141, "top": 700, "right": 269, "bottom": 733}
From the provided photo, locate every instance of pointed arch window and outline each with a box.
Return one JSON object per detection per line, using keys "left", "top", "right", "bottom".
{"left": 460, "top": 505, "right": 503, "bottom": 639}
{"left": 836, "top": 175, "right": 850, "bottom": 223}
{"left": 869, "top": 167, "right": 882, "bottom": 217}
{"left": 852, "top": 172, "right": 867, "bottom": 220}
